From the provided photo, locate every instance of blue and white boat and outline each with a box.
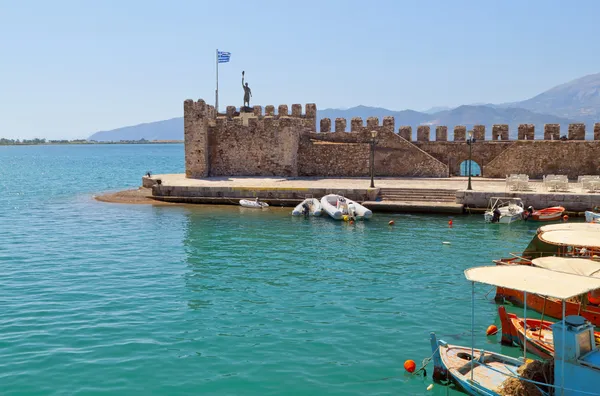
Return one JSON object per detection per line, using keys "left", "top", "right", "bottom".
{"left": 585, "top": 210, "right": 600, "bottom": 223}
{"left": 430, "top": 333, "right": 524, "bottom": 395}
{"left": 431, "top": 265, "right": 600, "bottom": 395}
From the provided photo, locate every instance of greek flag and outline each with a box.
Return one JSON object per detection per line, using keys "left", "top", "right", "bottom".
{"left": 217, "top": 51, "right": 231, "bottom": 63}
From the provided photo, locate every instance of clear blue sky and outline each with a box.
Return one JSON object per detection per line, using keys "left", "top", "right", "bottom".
{"left": 2, "top": 0, "right": 599, "bottom": 139}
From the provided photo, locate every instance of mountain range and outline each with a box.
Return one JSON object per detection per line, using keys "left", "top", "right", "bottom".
{"left": 88, "top": 72, "right": 600, "bottom": 141}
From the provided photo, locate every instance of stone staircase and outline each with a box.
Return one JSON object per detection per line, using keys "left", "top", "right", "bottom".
{"left": 378, "top": 188, "right": 458, "bottom": 203}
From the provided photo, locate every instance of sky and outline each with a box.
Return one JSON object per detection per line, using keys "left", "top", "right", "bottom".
{"left": 1, "top": 0, "right": 600, "bottom": 139}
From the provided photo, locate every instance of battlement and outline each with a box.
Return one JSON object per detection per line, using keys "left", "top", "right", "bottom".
{"left": 316, "top": 117, "right": 600, "bottom": 142}
{"left": 185, "top": 98, "right": 600, "bottom": 180}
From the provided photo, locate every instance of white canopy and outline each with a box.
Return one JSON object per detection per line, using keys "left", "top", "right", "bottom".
{"left": 539, "top": 230, "right": 600, "bottom": 248}
{"left": 464, "top": 265, "right": 600, "bottom": 300}
{"left": 532, "top": 257, "right": 600, "bottom": 278}
{"left": 538, "top": 223, "right": 600, "bottom": 234}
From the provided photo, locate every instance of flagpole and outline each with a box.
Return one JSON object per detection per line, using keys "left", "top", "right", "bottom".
{"left": 215, "top": 49, "right": 219, "bottom": 113}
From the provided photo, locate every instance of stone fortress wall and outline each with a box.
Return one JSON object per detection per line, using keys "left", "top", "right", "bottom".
{"left": 185, "top": 99, "right": 600, "bottom": 180}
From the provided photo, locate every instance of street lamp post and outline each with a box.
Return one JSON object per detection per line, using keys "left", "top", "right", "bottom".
{"left": 370, "top": 130, "right": 378, "bottom": 188}
{"left": 467, "top": 130, "right": 476, "bottom": 191}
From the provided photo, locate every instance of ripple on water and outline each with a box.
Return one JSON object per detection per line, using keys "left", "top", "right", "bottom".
{"left": 0, "top": 144, "right": 551, "bottom": 395}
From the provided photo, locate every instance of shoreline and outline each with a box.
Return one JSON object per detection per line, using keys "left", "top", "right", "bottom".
{"left": 94, "top": 188, "right": 181, "bottom": 205}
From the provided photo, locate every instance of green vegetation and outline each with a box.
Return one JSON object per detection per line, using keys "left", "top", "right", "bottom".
{"left": 0, "top": 138, "right": 182, "bottom": 146}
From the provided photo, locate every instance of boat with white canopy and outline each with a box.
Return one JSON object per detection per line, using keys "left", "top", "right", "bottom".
{"left": 536, "top": 222, "right": 600, "bottom": 234}
{"left": 431, "top": 265, "right": 600, "bottom": 395}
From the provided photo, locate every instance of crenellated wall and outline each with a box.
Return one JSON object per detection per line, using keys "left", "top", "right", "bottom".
{"left": 185, "top": 99, "right": 600, "bottom": 179}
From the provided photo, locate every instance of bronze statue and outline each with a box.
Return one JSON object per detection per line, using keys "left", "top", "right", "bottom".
{"left": 242, "top": 71, "right": 252, "bottom": 107}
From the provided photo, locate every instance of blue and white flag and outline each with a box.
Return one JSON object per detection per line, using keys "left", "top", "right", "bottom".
{"left": 217, "top": 51, "right": 231, "bottom": 63}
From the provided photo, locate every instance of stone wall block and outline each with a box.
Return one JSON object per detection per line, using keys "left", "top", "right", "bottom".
{"left": 335, "top": 118, "right": 346, "bottom": 133}
{"left": 382, "top": 116, "right": 395, "bottom": 133}
{"left": 291, "top": 104, "right": 302, "bottom": 117}
{"left": 417, "top": 125, "right": 430, "bottom": 141}
{"left": 320, "top": 118, "right": 331, "bottom": 133}
{"left": 454, "top": 126, "right": 466, "bottom": 141}
{"left": 568, "top": 123, "right": 585, "bottom": 140}
{"left": 366, "top": 117, "right": 379, "bottom": 129}
{"left": 253, "top": 105, "right": 262, "bottom": 117}
{"left": 473, "top": 125, "right": 485, "bottom": 141}
{"left": 492, "top": 124, "right": 509, "bottom": 140}
{"left": 435, "top": 126, "right": 448, "bottom": 141}
{"left": 265, "top": 105, "right": 275, "bottom": 116}
{"left": 595, "top": 123, "right": 600, "bottom": 140}
{"left": 544, "top": 124, "right": 560, "bottom": 140}
{"left": 226, "top": 106, "right": 236, "bottom": 120}
{"left": 399, "top": 126, "right": 412, "bottom": 141}
{"left": 351, "top": 117, "right": 363, "bottom": 132}
{"left": 278, "top": 104, "right": 288, "bottom": 117}
{"left": 305, "top": 103, "right": 317, "bottom": 119}
{"left": 518, "top": 124, "right": 535, "bottom": 140}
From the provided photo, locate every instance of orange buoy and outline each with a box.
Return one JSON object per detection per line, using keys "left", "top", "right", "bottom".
{"left": 404, "top": 359, "right": 416, "bottom": 373}
{"left": 563, "top": 214, "right": 569, "bottom": 222}
{"left": 588, "top": 290, "right": 600, "bottom": 305}
{"left": 486, "top": 324, "right": 498, "bottom": 336}
{"left": 448, "top": 219, "right": 453, "bottom": 227}
{"left": 388, "top": 220, "right": 395, "bottom": 226}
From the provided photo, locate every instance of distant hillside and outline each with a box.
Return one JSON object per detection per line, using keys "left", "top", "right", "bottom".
{"left": 501, "top": 72, "right": 600, "bottom": 122}
{"left": 88, "top": 72, "right": 600, "bottom": 141}
{"left": 88, "top": 118, "right": 183, "bottom": 142}
{"left": 88, "top": 106, "right": 581, "bottom": 141}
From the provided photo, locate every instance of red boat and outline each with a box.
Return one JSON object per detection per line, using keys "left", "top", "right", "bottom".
{"left": 495, "top": 256, "right": 600, "bottom": 327}
{"left": 531, "top": 206, "right": 565, "bottom": 222}
{"left": 498, "top": 306, "right": 600, "bottom": 359}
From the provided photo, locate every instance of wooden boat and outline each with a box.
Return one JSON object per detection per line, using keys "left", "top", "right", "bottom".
{"left": 498, "top": 306, "right": 600, "bottom": 360}
{"left": 531, "top": 206, "right": 565, "bottom": 222}
{"left": 496, "top": 257, "right": 600, "bottom": 327}
{"left": 586, "top": 210, "right": 600, "bottom": 223}
{"left": 430, "top": 333, "right": 525, "bottom": 395}
{"left": 239, "top": 199, "right": 269, "bottom": 209}
{"left": 455, "top": 265, "right": 600, "bottom": 396}
{"left": 484, "top": 197, "right": 524, "bottom": 224}
{"left": 291, "top": 198, "right": 322, "bottom": 216}
{"left": 320, "top": 194, "right": 372, "bottom": 221}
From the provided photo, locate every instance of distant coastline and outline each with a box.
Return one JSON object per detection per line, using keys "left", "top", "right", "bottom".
{"left": 0, "top": 138, "right": 183, "bottom": 146}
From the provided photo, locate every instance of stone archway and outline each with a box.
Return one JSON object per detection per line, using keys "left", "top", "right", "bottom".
{"left": 458, "top": 160, "right": 482, "bottom": 176}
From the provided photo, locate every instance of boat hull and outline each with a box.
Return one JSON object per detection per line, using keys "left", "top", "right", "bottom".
{"left": 485, "top": 211, "right": 523, "bottom": 224}
{"left": 532, "top": 206, "right": 565, "bottom": 222}
{"left": 586, "top": 211, "right": 600, "bottom": 223}
{"left": 320, "top": 194, "right": 372, "bottom": 220}
{"left": 498, "top": 306, "right": 600, "bottom": 359}
{"left": 239, "top": 199, "right": 269, "bottom": 209}
{"left": 291, "top": 198, "right": 322, "bottom": 216}
{"left": 495, "top": 286, "right": 600, "bottom": 327}
{"left": 430, "top": 333, "right": 524, "bottom": 396}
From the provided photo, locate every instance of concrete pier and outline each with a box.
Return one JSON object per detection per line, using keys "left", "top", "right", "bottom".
{"left": 141, "top": 174, "right": 600, "bottom": 214}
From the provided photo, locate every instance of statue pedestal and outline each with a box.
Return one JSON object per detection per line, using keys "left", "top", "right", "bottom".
{"left": 240, "top": 112, "right": 254, "bottom": 126}
{"left": 241, "top": 106, "right": 253, "bottom": 113}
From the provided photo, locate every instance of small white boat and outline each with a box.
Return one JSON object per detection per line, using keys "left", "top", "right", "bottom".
{"left": 585, "top": 210, "right": 600, "bottom": 223}
{"left": 320, "top": 194, "right": 372, "bottom": 221}
{"left": 292, "top": 198, "right": 322, "bottom": 216}
{"left": 239, "top": 199, "right": 269, "bottom": 209}
{"left": 484, "top": 197, "right": 524, "bottom": 224}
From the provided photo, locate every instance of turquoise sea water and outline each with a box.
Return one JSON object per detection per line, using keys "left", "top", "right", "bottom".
{"left": 1, "top": 144, "right": 546, "bottom": 395}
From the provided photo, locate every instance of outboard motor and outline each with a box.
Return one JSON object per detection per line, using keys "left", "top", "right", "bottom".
{"left": 492, "top": 208, "right": 501, "bottom": 223}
